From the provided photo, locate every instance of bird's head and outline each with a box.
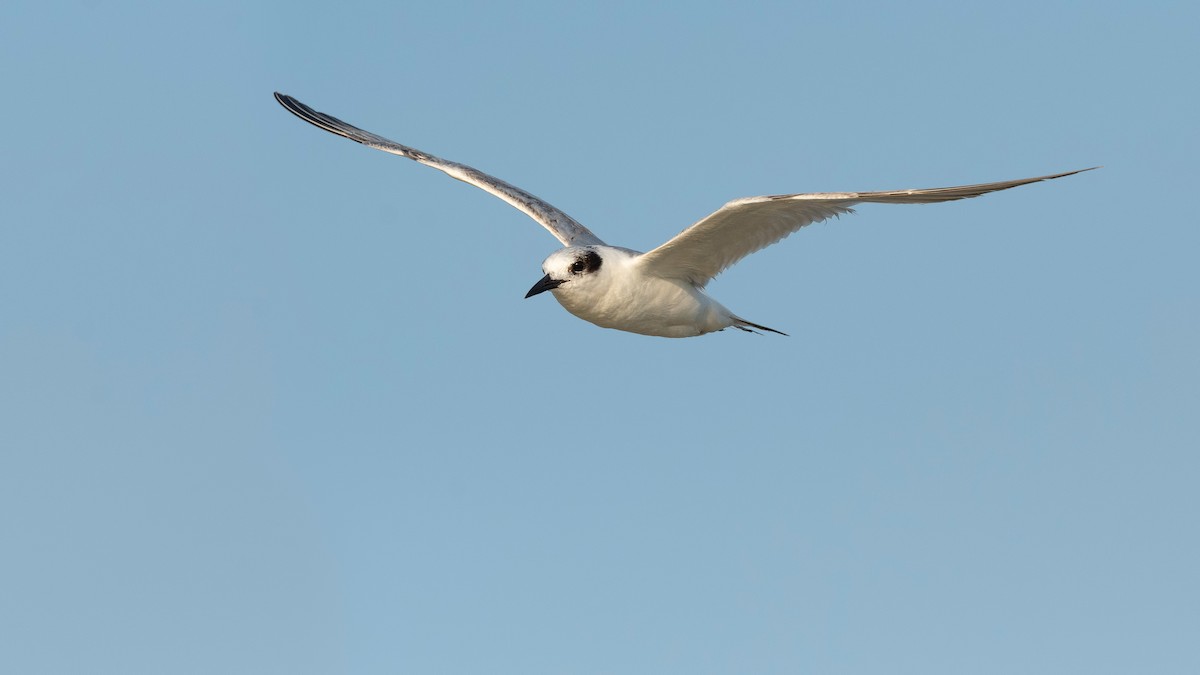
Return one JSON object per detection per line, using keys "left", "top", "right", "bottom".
{"left": 524, "top": 246, "right": 608, "bottom": 301}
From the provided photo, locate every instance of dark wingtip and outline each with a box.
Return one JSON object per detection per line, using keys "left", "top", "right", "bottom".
{"left": 273, "top": 92, "right": 319, "bottom": 121}
{"left": 273, "top": 92, "right": 300, "bottom": 117}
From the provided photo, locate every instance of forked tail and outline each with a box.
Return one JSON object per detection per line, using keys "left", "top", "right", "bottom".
{"left": 732, "top": 316, "right": 788, "bottom": 336}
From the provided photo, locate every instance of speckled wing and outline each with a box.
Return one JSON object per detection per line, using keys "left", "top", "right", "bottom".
{"left": 274, "top": 93, "right": 604, "bottom": 248}
{"left": 636, "top": 168, "right": 1096, "bottom": 287}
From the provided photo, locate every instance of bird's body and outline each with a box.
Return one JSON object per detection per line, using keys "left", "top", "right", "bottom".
{"left": 274, "top": 92, "right": 1094, "bottom": 338}
{"left": 536, "top": 246, "right": 745, "bottom": 338}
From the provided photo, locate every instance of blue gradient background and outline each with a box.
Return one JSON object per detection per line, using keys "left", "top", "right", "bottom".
{"left": 2, "top": 1, "right": 1196, "bottom": 673}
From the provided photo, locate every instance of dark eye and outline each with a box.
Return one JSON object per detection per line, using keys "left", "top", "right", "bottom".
{"left": 570, "top": 260, "right": 586, "bottom": 274}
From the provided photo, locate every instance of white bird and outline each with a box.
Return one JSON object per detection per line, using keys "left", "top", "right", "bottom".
{"left": 274, "top": 92, "right": 1094, "bottom": 338}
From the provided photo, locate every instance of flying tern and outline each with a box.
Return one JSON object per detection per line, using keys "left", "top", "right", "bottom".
{"left": 274, "top": 92, "right": 1094, "bottom": 338}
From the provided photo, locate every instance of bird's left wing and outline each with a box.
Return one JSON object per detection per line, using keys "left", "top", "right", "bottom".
{"left": 274, "top": 93, "right": 604, "bottom": 248}
{"left": 636, "top": 168, "right": 1096, "bottom": 287}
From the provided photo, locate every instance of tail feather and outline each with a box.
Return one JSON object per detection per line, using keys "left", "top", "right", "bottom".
{"left": 732, "top": 316, "right": 788, "bottom": 336}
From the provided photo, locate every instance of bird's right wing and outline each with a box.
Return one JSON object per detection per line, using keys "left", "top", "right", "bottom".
{"left": 636, "top": 168, "right": 1096, "bottom": 287}
{"left": 274, "top": 93, "right": 604, "bottom": 248}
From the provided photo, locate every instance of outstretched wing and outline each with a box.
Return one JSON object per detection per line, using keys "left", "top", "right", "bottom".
{"left": 274, "top": 93, "right": 604, "bottom": 248}
{"left": 636, "top": 168, "right": 1097, "bottom": 286}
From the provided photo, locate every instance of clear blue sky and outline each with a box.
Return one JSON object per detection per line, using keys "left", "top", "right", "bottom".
{"left": 2, "top": 1, "right": 1196, "bottom": 673}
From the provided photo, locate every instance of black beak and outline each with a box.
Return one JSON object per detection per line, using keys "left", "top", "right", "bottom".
{"left": 524, "top": 274, "right": 565, "bottom": 298}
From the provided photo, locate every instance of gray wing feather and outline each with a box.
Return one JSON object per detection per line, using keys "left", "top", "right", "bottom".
{"left": 637, "top": 168, "right": 1097, "bottom": 286}
{"left": 274, "top": 93, "right": 604, "bottom": 248}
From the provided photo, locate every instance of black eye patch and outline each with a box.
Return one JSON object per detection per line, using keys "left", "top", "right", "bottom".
{"left": 570, "top": 250, "right": 603, "bottom": 275}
